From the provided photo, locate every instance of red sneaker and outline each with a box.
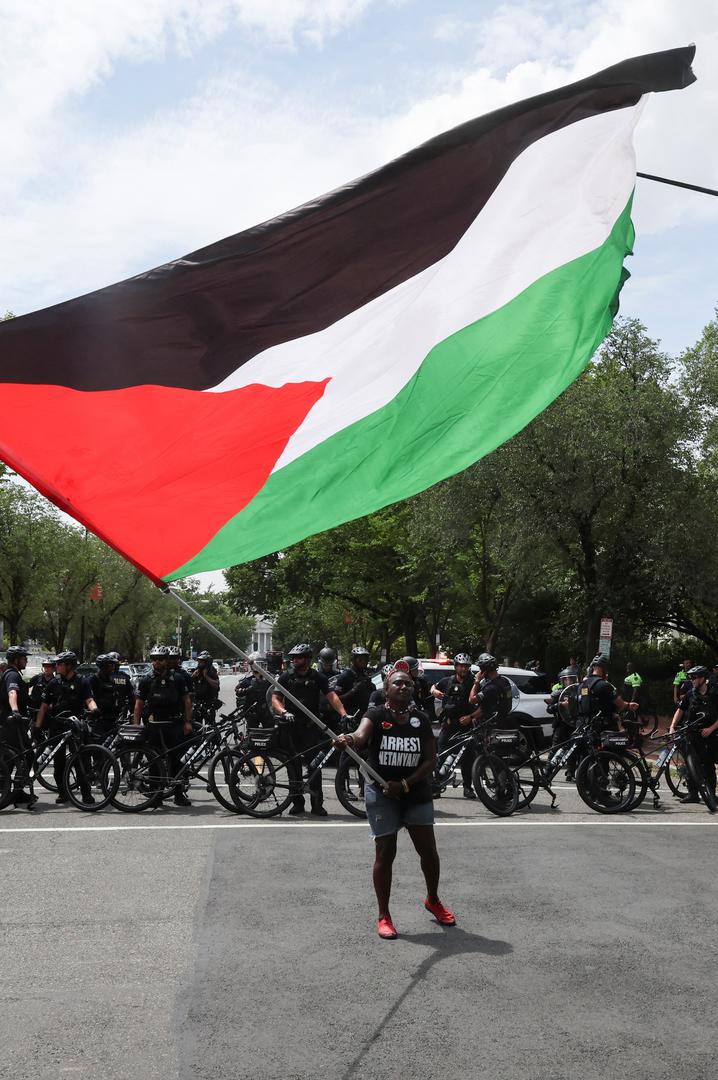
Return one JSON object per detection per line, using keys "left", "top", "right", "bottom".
{"left": 424, "top": 898, "right": 456, "bottom": 925}
{"left": 377, "top": 915, "right": 398, "bottom": 939}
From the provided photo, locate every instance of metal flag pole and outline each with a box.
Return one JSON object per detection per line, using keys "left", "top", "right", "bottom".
{"left": 637, "top": 172, "right": 718, "bottom": 197}
{"left": 161, "top": 585, "right": 389, "bottom": 791}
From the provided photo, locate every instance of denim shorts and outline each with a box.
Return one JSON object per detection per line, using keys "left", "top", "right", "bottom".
{"left": 364, "top": 782, "right": 435, "bottom": 839}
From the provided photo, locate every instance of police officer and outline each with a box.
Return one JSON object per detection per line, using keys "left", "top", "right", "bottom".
{"left": 577, "top": 655, "right": 638, "bottom": 730}
{"left": 0, "top": 646, "right": 36, "bottom": 807}
{"left": 334, "top": 646, "right": 374, "bottom": 719}
{"left": 271, "top": 643, "right": 348, "bottom": 816}
{"left": 369, "top": 664, "right": 395, "bottom": 707}
{"left": 90, "top": 654, "right": 135, "bottom": 737}
{"left": 134, "top": 645, "right": 193, "bottom": 806}
{"left": 431, "top": 653, "right": 479, "bottom": 798}
{"left": 469, "top": 653, "right": 514, "bottom": 727}
{"left": 28, "top": 658, "right": 56, "bottom": 713}
{"left": 35, "top": 650, "right": 101, "bottom": 804}
{"left": 235, "top": 657, "right": 272, "bottom": 726}
{"left": 669, "top": 665, "right": 718, "bottom": 803}
{"left": 191, "top": 650, "right": 220, "bottom": 720}
{"left": 107, "top": 651, "right": 135, "bottom": 709}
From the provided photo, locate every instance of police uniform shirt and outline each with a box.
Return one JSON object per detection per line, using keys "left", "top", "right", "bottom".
{"left": 578, "top": 675, "right": 617, "bottom": 722}
{"left": 675, "top": 686, "right": 718, "bottom": 726}
{"left": 28, "top": 673, "right": 53, "bottom": 710}
{"left": 42, "top": 674, "right": 94, "bottom": 719}
{"left": 435, "top": 674, "right": 473, "bottom": 724}
{"left": 192, "top": 665, "right": 219, "bottom": 701}
{"left": 0, "top": 667, "right": 29, "bottom": 719}
{"left": 137, "top": 670, "right": 187, "bottom": 723}
{"left": 475, "top": 675, "right": 513, "bottom": 725}
{"left": 275, "top": 668, "right": 329, "bottom": 723}
{"left": 365, "top": 705, "right": 434, "bottom": 803}
{"left": 113, "top": 669, "right": 135, "bottom": 710}
{"left": 334, "top": 666, "right": 373, "bottom": 715}
{"left": 235, "top": 674, "right": 268, "bottom": 710}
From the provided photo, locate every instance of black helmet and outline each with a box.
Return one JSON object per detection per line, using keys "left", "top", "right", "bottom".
{"left": 558, "top": 667, "right": 578, "bottom": 684}
{"left": 288, "top": 643, "right": 313, "bottom": 658}
{"left": 454, "top": 653, "right": 472, "bottom": 666}
{"left": 107, "top": 651, "right": 121, "bottom": 663}
{"left": 381, "top": 663, "right": 394, "bottom": 678}
{"left": 688, "top": 665, "right": 710, "bottom": 680}
{"left": 197, "top": 650, "right": 212, "bottom": 660}
{"left": 96, "top": 654, "right": 113, "bottom": 666}
{"left": 351, "top": 646, "right": 370, "bottom": 657}
{"left": 167, "top": 645, "right": 182, "bottom": 658}
{"left": 401, "top": 656, "right": 420, "bottom": 673}
{"left": 55, "top": 650, "right": 78, "bottom": 665}
{"left": 477, "top": 652, "right": 498, "bottom": 671}
{"left": 5, "top": 645, "right": 28, "bottom": 661}
{"left": 318, "top": 647, "right": 336, "bottom": 663}
{"left": 590, "top": 654, "right": 609, "bottom": 670}
{"left": 149, "top": 644, "right": 169, "bottom": 659}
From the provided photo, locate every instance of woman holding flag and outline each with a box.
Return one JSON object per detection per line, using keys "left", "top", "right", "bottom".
{"left": 335, "top": 668, "right": 455, "bottom": 939}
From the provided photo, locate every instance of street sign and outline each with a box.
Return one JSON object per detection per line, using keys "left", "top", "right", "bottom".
{"left": 600, "top": 617, "right": 613, "bottom": 640}
{"left": 598, "top": 637, "right": 612, "bottom": 658}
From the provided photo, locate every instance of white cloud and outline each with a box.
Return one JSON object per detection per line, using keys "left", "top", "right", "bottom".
{"left": 0, "top": 0, "right": 716, "bottom": 321}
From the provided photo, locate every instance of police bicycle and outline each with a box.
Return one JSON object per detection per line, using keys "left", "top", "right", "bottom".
{"left": 103, "top": 709, "right": 246, "bottom": 812}
{"left": 649, "top": 714, "right": 718, "bottom": 812}
{"left": 210, "top": 712, "right": 359, "bottom": 818}
{"left": 502, "top": 714, "right": 636, "bottom": 814}
{"left": 0, "top": 711, "right": 120, "bottom": 812}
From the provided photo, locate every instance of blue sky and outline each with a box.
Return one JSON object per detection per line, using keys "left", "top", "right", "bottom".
{"left": 1, "top": 1, "right": 717, "bottom": 591}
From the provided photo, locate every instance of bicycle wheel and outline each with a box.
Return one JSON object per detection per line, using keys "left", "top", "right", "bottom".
{"left": 472, "top": 753, "right": 518, "bottom": 817}
{"left": 576, "top": 751, "right": 635, "bottom": 814}
{"left": 65, "top": 745, "right": 120, "bottom": 811}
{"left": 34, "top": 745, "right": 58, "bottom": 792}
{"left": 207, "top": 747, "right": 251, "bottom": 813}
{"left": 334, "top": 754, "right": 367, "bottom": 818}
{"left": 685, "top": 746, "right": 718, "bottom": 813}
{"left": 108, "top": 746, "right": 167, "bottom": 812}
{"left": 664, "top": 748, "right": 690, "bottom": 799}
{"left": 512, "top": 759, "right": 541, "bottom": 810}
{"left": 229, "top": 748, "right": 294, "bottom": 818}
{"left": 618, "top": 751, "right": 650, "bottom": 810}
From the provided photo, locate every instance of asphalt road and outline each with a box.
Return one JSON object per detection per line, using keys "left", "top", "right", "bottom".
{"left": 0, "top": 675, "right": 716, "bottom": 1080}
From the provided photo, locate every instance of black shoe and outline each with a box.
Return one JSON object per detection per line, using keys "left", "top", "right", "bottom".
{"left": 173, "top": 792, "right": 192, "bottom": 807}
{"left": 462, "top": 787, "right": 477, "bottom": 800}
{"left": 311, "top": 805, "right": 328, "bottom": 817}
{"left": 289, "top": 804, "right": 306, "bottom": 816}
{"left": 680, "top": 794, "right": 700, "bottom": 804}
{"left": 55, "top": 795, "right": 70, "bottom": 805}
{"left": 13, "top": 790, "right": 38, "bottom": 809}
{"left": 82, "top": 794, "right": 96, "bottom": 806}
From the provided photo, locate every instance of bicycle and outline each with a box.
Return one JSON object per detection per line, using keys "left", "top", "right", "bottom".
{"left": 650, "top": 715, "right": 717, "bottom": 813}
{"left": 104, "top": 710, "right": 245, "bottom": 812}
{"left": 504, "top": 716, "right": 636, "bottom": 814}
{"left": 0, "top": 712, "right": 120, "bottom": 812}
{"left": 212, "top": 708, "right": 364, "bottom": 816}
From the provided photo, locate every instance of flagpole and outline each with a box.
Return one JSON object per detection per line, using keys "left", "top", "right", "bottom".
{"left": 161, "top": 585, "right": 389, "bottom": 791}
{"left": 637, "top": 172, "right": 718, "bottom": 197}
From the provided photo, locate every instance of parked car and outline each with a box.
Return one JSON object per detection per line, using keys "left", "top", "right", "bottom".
{"left": 119, "top": 662, "right": 153, "bottom": 693}
{"left": 371, "top": 659, "right": 553, "bottom": 747}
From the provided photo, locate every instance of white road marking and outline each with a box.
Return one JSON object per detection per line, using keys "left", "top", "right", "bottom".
{"left": 0, "top": 818, "right": 714, "bottom": 834}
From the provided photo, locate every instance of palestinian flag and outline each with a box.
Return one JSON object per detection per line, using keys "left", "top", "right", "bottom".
{"left": 0, "top": 47, "right": 695, "bottom": 584}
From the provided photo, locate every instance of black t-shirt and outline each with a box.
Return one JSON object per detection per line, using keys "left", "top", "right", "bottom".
{"left": 365, "top": 705, "right": 434, "bottom": 803}
{"left": 276, "top": 668, "right": 329, "bottom": 724}
{"left": 0, "top": 667, "right": 29, "bottom": 719}
{"left": 577, "top": 675, "right": 617, "bottom": 724}
{"left": 137, "top": 670, "right": 188, "bottom": 723}
{"left": 436, "top": 674, "right": 473, "bottom": 724}
{"left": 334, "top": 666, "right": 373, "bottom": 715}
{"left": 475, "top": 675, "right": 514, "bottom": 727}
{"left": 42, "top": 674, "right": 94, "bottom": 720}
{"left": 90, "top": 672, "right": 135, "bottom": 718}
{"left": 28, "top": 673, "right": 54, "bottom": 709}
